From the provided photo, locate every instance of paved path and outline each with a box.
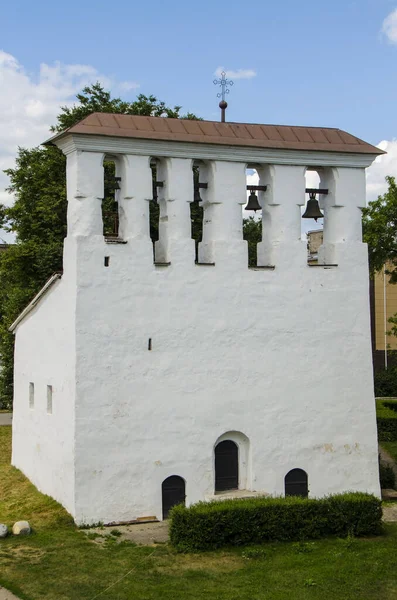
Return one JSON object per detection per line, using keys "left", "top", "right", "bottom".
{"left": 0, "top": 413, "right": 12, "bottom": 426}
{"left": 86, "top": 521, "right": 169, "bottom": 546}
{"left": 0, "top": 587, "right": 21, "bottom": 600}
{"left": 383, "top": 504, "right": 397, "bottom": 521}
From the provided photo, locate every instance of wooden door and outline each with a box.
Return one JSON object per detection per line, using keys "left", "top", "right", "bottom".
{"left": 215, "top": 440, "right": 238, "bottom": 492}
{"left": 284, "top": 468, "right": 308, "bottom": 498}
{"left": 162, "top": 476, "right": 185, "bottom": 519}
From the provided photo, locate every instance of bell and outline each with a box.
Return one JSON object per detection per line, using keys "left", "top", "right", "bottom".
{"left": 302, "top": 193, "right": 324, "bottom": 221}
{"left": 245, "top": 191, "right": 262, "bottom": 212}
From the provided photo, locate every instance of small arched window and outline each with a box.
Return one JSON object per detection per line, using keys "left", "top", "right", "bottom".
{"left": 284, "top": 468, "right": 308, "bottom": 498}
{"left": 162, "top": 476, "right": 186, "bottom": 519}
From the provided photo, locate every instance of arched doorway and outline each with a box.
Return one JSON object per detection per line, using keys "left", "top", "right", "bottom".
{"left": 162, "top": 476, "right": 186, "bottom": 519}
{"left": 284, "top": 468, "right": 308, "bottom": 498}
{"left": 215, "top": 440, "right": 238, "bottom": 492}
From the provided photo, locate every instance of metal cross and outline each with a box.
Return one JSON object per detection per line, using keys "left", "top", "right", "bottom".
{"left": 213, "top": 71, "right": 234, "bottom": 122}
{"left": 213, "top": 71, "right": 234, "bottom": 102}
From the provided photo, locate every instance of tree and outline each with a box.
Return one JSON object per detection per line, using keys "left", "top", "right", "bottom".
{"left": 243, "top": 217, "right": 262, "bottom": 267}
{"left": 0, "top": 84, "right": 200, "bottom": 408}
{"left": 362, "top": 176, "right": 397, "bottom": 283}
{"left": 362, "top": 176, "right": 397, "bottom": 339}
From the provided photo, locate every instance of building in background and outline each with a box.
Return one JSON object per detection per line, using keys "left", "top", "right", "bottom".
{"left": 370, "top": 267, "right": 397, "bottom": 371}
{"left": 307, "top": 229, "right": 323, "bottom": 264}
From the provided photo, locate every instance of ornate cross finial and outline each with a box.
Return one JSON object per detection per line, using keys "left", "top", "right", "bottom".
{"left": 213, "top": 71, "right": 234, "bottom": 123}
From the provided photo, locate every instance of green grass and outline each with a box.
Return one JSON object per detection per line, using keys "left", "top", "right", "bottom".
{"left": 376, "top": 398, "right": 397, "bottom": 419}
{"left": 1, "top": 425, "right": 397, "bottom": 600}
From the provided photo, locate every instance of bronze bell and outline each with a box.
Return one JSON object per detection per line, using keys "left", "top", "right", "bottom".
{"left": 245, "top": 191, "right": 262, "bottom": 212}
{"left": 302, "top": 193, "right": 324, "bottom": 221}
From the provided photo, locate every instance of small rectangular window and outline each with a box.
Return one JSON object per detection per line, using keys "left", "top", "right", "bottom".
{"left": 29, "top": 382, "right": 34, "bottom": 409}
{"left": 47, "top": 385, "right": 53, "bottom": 414}
{"left": 104, "top": 256, "right": 110, "bottom": 267}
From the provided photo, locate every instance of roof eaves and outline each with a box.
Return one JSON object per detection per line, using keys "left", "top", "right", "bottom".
{"left": 43, "top": 130, "right": 69, "bottom": 146}
{"left": 9, "top": 273, "right": 62, "bottom": 332}
{"left": 42, "top": 113, "right": 386, "bottom": 156}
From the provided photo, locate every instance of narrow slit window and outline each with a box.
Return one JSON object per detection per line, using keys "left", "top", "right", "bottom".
{"left": 104, "top": 256, "right": 110, "bottom": 267}
{"left": 47, "top": 385, "right": 53, "bottom": 414}
{"left": 29, "top": 382, "right": 34, "bottom": 409}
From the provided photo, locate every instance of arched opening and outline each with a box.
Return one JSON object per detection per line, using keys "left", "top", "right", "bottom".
{"left": 215, "top": 440, "right": 239, "bottom": 492}
{"left": 191, "top": 161, "right": 204, "bottom": 263}
{"left": 303, "top": 169, "right": 323, "bottom": 263}
{"left": 284, "top": 468, "right": 308, "bottom": 498}
{"left": 102, "top": 156, "right": 121, "bottom": 239}
{"left": 244, "top": 167, "right": 263, "bottom": 267}
{"left": 162, "top": 475, "right": 186, "bottom": 519}
{"left": 149, "top": 158, "right": 160, "bottom": 260}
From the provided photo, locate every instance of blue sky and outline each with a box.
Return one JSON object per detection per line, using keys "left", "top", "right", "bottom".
{"left": 1, "top": 0, "right": 397, "bottom": 242}
{"left": 2, "top": 0, "right": 397, "bottom": 143}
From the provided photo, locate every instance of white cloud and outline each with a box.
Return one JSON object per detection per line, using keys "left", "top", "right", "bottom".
{"left": 0, "top": 51, "right": 140, "bottom": 242}
{"left": 214, "top": 66, "right": 256, "bottom": 80}
{"left": 118, "top": 80, "right": 140, "bottom": 92}
{"left": 366, "top": 140, "right": 397, "bottom": 202}
{"left": 382, "top": 8, "right": 397, "bottom": 44}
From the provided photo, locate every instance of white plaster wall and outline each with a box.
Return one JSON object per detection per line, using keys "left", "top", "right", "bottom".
{"left": 71, "top": 233, "right": 379, "bottom": 524}
{"left": 12, "top": 274, "right": 76, "bottom": 516}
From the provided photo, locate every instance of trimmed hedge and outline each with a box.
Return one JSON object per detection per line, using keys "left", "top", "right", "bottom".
{"left": 374, "top": 368, "right": 397, "bottom": 398}
{"left": 379, "top": 462, "right": 396, "bottom": 489}
{"left": 169, "top": 493, "right": 382, "bottom": 551}
{"left": 376, "top": 399, "right": 397, "bottom": 442}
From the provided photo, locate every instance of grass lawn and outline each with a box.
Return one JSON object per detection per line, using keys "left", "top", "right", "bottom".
{"left": 1, "top": 425, "right": 397, "bottom": 600}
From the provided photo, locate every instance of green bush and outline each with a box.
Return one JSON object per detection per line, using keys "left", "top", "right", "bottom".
{"left": 376, "top": 399, "right": 397, "bottom": 441}
{"left": 169, "top": 493, "right": 382, "bottom": 551}
{"left": 374, "top": 368, "right": 397, "bottom": 397}
{"left": 379, "top": 462, "right": 395, "bottom": 489}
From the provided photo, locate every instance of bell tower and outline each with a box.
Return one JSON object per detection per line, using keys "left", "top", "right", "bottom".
{"left": 11, "top": 113, "right": 383, "bottom": 524}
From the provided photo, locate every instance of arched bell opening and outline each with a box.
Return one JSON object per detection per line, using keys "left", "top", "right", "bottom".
{"left": 215, "top": 440, "right": 239, "bottom": 492}
{"left": 162, "top": 475, "right": 186, "bottom": 519}
{"left": 191, "top": 161, "right": 205, "bottom": 263}
{"left": 244, "top": 166, "right": 263, "bottom": 267}
{"left": 303, "top": 168, "right": 323, "bottom": 263}
{"left": 149, "top": 158, "right": 161, "bottom": 261}
{"left": 284, "top": 468, "right": 308, "bottom": 498}
{"left": 102, "top": 155, "right": 121, "bottom": 239}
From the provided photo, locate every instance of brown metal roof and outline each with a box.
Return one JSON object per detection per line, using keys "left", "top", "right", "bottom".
{"left": 46, "top": 113, "right": 384, "bottom": 155}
